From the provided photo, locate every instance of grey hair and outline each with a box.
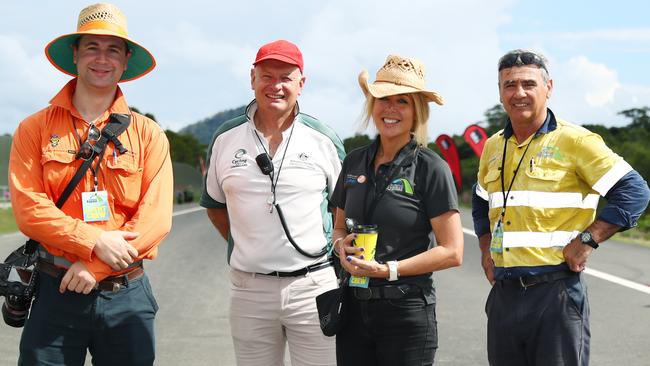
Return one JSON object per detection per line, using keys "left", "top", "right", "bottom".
{"left": 498, "top": 49, "right": 550, "bottom": 82}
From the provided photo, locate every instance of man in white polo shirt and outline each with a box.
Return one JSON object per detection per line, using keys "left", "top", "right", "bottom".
{"left": 200, "top": 40, "right": 344, "bottom": 366}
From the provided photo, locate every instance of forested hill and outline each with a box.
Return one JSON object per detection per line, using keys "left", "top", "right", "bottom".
{"left": 0, "top": 134, "right": 11, "bottom": 186}
{"left": 179, "top": 105, "right": 246, "bottom": 145}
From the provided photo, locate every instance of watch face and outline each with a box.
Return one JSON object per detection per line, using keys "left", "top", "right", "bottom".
{"left": 581, "top": 232, "right": 592, "bottom": 243}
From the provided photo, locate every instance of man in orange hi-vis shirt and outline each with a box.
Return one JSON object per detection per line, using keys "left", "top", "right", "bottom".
{"left": 8, "top": 3, "right": 172, "bottom": 365}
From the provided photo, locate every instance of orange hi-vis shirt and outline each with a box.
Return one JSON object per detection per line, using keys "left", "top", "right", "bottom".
{"left": 9, "top": 79, "right": 173, "bottom": 281}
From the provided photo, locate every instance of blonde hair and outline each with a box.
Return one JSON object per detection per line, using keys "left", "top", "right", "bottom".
{"left": 361, "top": 93, "right": 430, "bottom": 145}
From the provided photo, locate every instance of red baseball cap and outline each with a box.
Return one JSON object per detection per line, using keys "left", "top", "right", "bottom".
{"left": 253, "top": 40, "right": 304, "bottom": 73}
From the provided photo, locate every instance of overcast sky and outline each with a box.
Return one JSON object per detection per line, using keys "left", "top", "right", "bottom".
{"left": 3, "top": 0, "right": 650, "bottom": 141}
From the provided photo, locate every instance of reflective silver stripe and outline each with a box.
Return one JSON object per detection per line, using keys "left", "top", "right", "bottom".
{"left": 476, "top": 182, "right": 489, "bottom": 201}
{"left": 592, "top": 160, "right": 632, "bottom": 196}
{"left": 37, "top": 246, "right": 73, "bottom": 267}
{"left": 487, "top": 191, "right": 600, "bottom": 210}
{"left": 503, "top": 230, "right": 580, "bottom": 248}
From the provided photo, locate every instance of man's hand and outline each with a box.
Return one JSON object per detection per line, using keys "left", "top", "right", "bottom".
{"left": 478, "top": 233, "right": 495, "bottom": 285}
{"left": 563, "top": 238, "right": 593, "bottom": 272}
{"left": 60, "top": 261, "right": 96, "bottom": 294}
{"left": 481, "top": 252, "right": 496, "bottom": 285}
{"left": 94, "top": 231, "right": 139, "bottom": 271}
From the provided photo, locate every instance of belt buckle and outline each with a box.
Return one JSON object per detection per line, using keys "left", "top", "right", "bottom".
{"left": 355, "top": 288, "right": 372, "bottom": 301}
{"left": 110, "top": 282, "right": 121, "bottom": 293}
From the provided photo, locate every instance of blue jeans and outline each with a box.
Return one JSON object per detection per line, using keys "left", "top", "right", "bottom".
{"left": 336, "top": 288, "right": 438, "bottom": 366}
{"left": 19, "top": 270, "right": 158, "bottom": 366}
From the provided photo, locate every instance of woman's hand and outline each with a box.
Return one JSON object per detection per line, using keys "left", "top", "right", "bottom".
{"left": 338, "top": 233, "right": 389, "bottom": 278}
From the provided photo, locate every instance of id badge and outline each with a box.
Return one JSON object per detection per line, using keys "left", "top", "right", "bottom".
{"left": 81, "top": 190, "right": 110, "bottom": 222}
{"left": 349, "top": 275, "right": 370, "bottom": 288}
{"left": 490, "top": 219, "right": 504, "bottom": 253}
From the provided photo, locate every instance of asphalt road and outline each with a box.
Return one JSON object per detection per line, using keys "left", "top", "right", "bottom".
{"left": 1, "top": 206, "right": 649, "bottom": 365}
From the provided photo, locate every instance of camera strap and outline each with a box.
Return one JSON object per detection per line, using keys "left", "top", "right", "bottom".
{"left": 23, "top": 113, "right": 131, "bottom": 255}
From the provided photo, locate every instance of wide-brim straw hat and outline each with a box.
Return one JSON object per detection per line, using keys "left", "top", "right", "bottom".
{"left": 45, "top": 3, "right": 155, "bottom": 82}
{"left": 359, "top": 54, "right": 444, "bottom": 105}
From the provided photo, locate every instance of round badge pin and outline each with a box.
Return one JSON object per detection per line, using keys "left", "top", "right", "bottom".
{"left": 357, "top": 175, "right": 366, "bottom": 183}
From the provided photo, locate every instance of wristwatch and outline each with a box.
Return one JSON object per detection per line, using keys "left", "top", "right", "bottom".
{"left": 579, "top": 231, "right": 599, "bottom": 249}
{"left": 387, "top": 261, "right": 399, "bottom": 281}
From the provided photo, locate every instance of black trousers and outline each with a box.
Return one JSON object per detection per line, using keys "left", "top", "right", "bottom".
{"left": 336, "top": 288, "right": 438, "bottom": 366}
{"left": 486, "top": 273, "right": 590, "bottom": 366}
{"left": 19, "top": 271, "right": 159, "bottom": 366}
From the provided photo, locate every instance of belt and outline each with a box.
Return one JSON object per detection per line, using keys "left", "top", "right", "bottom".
{"left": 499, "top": 270, "right": 578, "bottom": 289}
{"left": 352, "top": 284, "right": 422, "bottom": 301}
{"left": 37, "top": 260, "right": 145, "bottom": 293}
{"left": 261, "top": 261, "right": 331, "bottom": 277}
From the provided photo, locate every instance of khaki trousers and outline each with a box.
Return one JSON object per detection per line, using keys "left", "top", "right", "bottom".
{"left": 229, "top": 267, "right": 337, "bottom": 366}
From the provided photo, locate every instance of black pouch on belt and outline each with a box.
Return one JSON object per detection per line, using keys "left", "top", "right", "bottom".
{"left": 316, "top": 285, "right": 346, "bottom": 337}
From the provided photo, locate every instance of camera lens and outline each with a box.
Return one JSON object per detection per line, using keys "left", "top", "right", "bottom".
{"left": 2, "top": 300, "right": 28, "bottom": 328}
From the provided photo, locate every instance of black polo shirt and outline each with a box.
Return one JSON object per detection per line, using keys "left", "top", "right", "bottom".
{"left": 332, "top": 137, "right": 458, "bottom": 293}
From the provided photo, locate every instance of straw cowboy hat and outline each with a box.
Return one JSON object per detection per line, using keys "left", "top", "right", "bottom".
{"left": 45, "top": 3, "right": 155, "bottom": 82}
{"left": 359, "top": 54, "right": 444, "bottom": 105}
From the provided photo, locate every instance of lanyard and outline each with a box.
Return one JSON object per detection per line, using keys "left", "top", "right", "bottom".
{"left": 253, "top": 122, "right": 295, "bottom": 209}
{"left": 363, "top": 143, "right": 420, "bottom": 223}
{"left": 499, "top": 135, "right": 534, "bottom": 220}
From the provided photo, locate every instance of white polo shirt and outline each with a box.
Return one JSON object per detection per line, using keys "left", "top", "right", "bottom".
{"left": 200, "top": 101, "right": 345, "bottom": 273}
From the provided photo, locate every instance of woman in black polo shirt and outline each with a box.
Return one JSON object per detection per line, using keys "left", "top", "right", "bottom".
{"left": 331, "top": 54, "right": 464, "bottom": 366}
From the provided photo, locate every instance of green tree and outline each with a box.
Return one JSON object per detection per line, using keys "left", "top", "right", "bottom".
{"left": 165, "top": 130, "right": 206, "bottom": 168}
{"left": 343, "top": 134, "right": 372, "bottom": 153}
{"left": 483, "top": 104, "right": 507, "bottom": 136}
{"left": 129, "top": 106, "right": 158, "bottom": 124}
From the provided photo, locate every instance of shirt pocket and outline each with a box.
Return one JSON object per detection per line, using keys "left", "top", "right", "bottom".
{"left": 523, "top": 164, "right": 568, "bottom": 191}
{"left": 105, "top": 152, "right": 143, "bottom": 207}
{"left": 522, "top": 164, "right": 571, "bottom": 223}
{"left": 483, "top": 167, "right": 501, "bottom": 194}
{"left": 41, "top": 150, "right": 77, "bottom": 189}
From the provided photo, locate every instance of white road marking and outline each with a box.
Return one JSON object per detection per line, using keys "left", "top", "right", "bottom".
{"left": 461, "top": 226, "right": 650, "bottom": 295}
{"left": 173, "top": 206, "right": 204, "bottom": 217}
{"left": 171, "top": 210, "right": 650, "bottom": 295}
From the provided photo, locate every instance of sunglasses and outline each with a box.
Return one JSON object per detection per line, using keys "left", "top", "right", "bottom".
{"left": 498, "top": 52, "right": 548, "bottom": 72}
{"left": 76, "top": 124, "right": 101, "bottom": 161}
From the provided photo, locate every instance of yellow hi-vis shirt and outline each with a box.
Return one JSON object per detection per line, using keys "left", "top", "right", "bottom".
{"left": 476, "top": 117, "right": 631, "bottom": 269}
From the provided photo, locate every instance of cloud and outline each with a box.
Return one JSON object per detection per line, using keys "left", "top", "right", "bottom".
{"left": 3, "top": 0, "right": 649, "bottom": 141}
{"left": 507, "top": 28, "right": 650, "bottom": 44}
{"left": 0, "top": 35, "right": 66, "bottom": 134}
{"left": 551, "top": 56, "right": 650, "bottom": 127}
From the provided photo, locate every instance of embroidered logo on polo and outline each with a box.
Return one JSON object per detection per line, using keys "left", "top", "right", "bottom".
{"left": 345, "top": 174, "right": 360, "bottom": 185}
{"left": 231, "top": 148, "right": 248, "bottom": 168}
{"left": 49, "top": 134, "right": 60, "bottom": 147}
{"left": 290, "top": 151, "right": 316, "bottom": 169}
{"left": 536, "top": 146, "right": 564, "bottom": 161}
{"left": 387, "top": 178, "right": 414, "bottom": 195}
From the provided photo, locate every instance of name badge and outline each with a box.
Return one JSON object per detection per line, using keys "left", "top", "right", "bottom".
{"left": 490, "top": 219, "right": 504, "bottom": 253}
{"left": 349, "top": 275, "right": 370, "bottom": 288}
{"left": 81, "top": 190, "right": 110, "bottom": 222}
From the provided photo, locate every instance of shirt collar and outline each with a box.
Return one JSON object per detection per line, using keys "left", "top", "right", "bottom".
{"left": 245, "top": 99, "right": 300, "bottom": 122}
{"left": 502, "top": 108, "right": 557, "bottom": 139}
{"left": 366, "top": 135, "right": 419, "bottom": 170}
{"left": 48, "top": 78, "right": 130, "bottom": 122}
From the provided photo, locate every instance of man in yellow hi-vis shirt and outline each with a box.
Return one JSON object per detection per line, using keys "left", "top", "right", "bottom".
{"left": 472, "top": 49, "right": 649, "bottom": 366}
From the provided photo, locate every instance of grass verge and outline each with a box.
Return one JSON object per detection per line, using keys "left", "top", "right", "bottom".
{"left": 0, "top": 208, "right": 17, "bottom": 234}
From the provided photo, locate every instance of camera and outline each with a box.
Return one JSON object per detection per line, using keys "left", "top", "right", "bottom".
{"left": 0, "top": 247, "right": 38, "bottom": 328}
